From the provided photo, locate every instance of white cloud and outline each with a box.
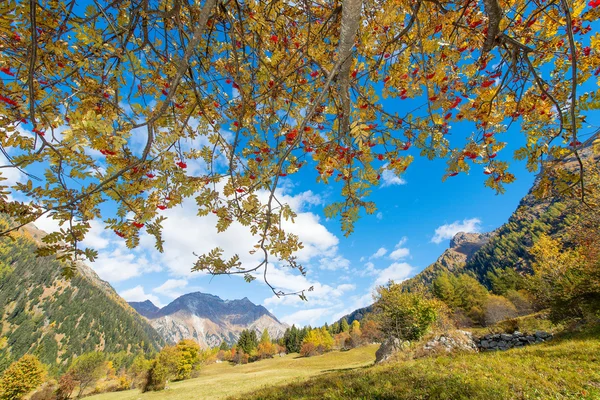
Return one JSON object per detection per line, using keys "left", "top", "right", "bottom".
{"left": 389, "top": 247, "right": 410, "bottom": 260}
{"left": 431, "top": 218, "right": 481, "bottom": 244}
{"left": 120, "top": 285, "right": 163, "bottom": 307}
{"left": 373, "top": 262, "right": 414, "bottom": 287}
{"left": 281, "top": 308, "right": 330, "bottom": 326}
{"left": 92, "top": 246, "right": 160, "bottom": 282}
{"left": 263, "top": 265, "right": 356, "bottom": 308}
{"left": 380, "top": 169, "right": 406, "bottom": 188}
{"left": 153, "top": 279, "right": 189, "bottom": 299}
{"left": 389, "top": 237, "right": 409, "bottom": 260}
{"left": 80, "top": 219, "right": 110, "bottom": 250}
{"left": 370, "top": 247, "right": 387, "bottom": 259}
{"left": 318, "top": 255, "right": 351, "bottom": 271}
{"left": 135, "top": 187, "right": 340, "bottom": 278}
{"left": 357, "top": 261, "right": 379, "bottom": 277}
{"left": 376, "top": 212, "right": 383, "bottom": 220}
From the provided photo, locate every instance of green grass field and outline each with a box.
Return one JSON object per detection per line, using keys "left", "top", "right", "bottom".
{"left": 88, "top": 327, "right": 600, "bottom": 400}
{"left": 236, "top": 328, "right": 600, "bottom": 400}
{"left": 87, "top": 345, "right": 378, "bottom": 400}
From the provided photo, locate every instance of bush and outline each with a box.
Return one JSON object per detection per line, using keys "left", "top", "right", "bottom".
{"left": 431, "top": 273, "right": 489, "bottom": 326}
{"left": 231, "top": 350, "right": 249, "bottom": 365}
{"left": 0, "top": 354, "right": 45, "bottom": 400}
{"left": 256, "top": 342, "right": 277, "bottom": 360}
{"left": 528, "top": 233, "right": 600, "bottom": 323}
{"left": 68, "top": 352, "right": 106, "bottom": 398}
{"left": 55, "top": 373, "right": 76, "bottom": 400}
{"left": 299, "top": 342, "right": 318, "bottom": 357}
{"left": 360, "top": 319, "right": 383, "bottom": 343}
{"left": 142, "top": 360, "right": 168, "bottom": 392}
{"left": 334, "top": 332, "right": 350, "bottom": 350}
{"left": 300, "top": 328, "right": 334, "bottom": 357}
{"left": 374, "top": 283, "right": 446, "bottom": 341}
{"left": 128, "top": 355, "right": 150, "bottom": 389}
{"left": 484, "top": 295, "right": 518, "bottom": 326}
{"left": 29, "top": 383, "right": 57, "bottom": 400}
{"left": 505, "top": 290, "right": 534, "bottom": 316}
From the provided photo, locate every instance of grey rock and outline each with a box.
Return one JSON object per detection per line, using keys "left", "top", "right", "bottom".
{"left": 500, "top": 334, "right": 513, "bottom": 341}
{"left": 535, "top": 331, "right": 551, "bottom": 339}
{"left": 376, "top": 337, "right": 402, "bottom": 364}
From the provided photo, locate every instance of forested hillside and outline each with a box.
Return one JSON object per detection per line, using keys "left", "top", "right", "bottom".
{"left": 402, "top": 184, "right": 579, "bottom": 292}
{"left": 0, "top": 222, "right": 164, "bottom": 373}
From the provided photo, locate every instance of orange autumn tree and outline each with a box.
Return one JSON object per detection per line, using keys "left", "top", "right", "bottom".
{"left": 0, "top": 0, "right": 599, "bottom": 295}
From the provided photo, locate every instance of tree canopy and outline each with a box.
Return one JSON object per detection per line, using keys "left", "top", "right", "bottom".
{"left": 0, "top": 0, "right": 599, "bottom": 295}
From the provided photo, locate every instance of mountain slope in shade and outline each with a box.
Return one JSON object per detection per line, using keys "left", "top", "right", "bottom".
{"left": 129, "top": 292, "right": 288, "bottom": 348}
{"left": 129, "top": 300, "right": 160, "bottom": 318}
{"left": 0, "top": 221, "right": 164, "bottom": 372}
{"left": 336, "top": 305, "right": 373, "bottom": 326}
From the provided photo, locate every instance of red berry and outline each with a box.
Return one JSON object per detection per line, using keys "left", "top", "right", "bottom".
{"left": 1, "top": 67, "right": 15, "bottom": 76}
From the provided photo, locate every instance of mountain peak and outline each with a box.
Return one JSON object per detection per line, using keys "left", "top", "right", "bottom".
{"left": 129, "top": 292, "right": 287, "bottom": 347}
{"left": 449, "top": 231, "right": 495, "bottom": 258}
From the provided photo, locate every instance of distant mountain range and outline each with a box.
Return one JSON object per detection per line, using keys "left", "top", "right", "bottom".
{"left": 0, "top": 222, "right": 164, "bottom": 372}
{"left": 130, "top": 292, "right": 288, "bottom": 347}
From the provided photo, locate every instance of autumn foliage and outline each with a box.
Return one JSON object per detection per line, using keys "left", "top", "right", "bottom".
{"left": 0, "top": 0, "right": 598, "bottom": 294}
{"left": 0, "top": 355, "right": 45, "bottom": 400}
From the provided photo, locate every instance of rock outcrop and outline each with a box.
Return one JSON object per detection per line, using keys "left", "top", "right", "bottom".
{"left": 404, "top": 231, "right": 496, "bottom": 287}
{"left": 475, "top": 331, "right": 553, "bottom": 351}
{"left": 421, "top": 330, "right": 478, "bottom": 354}
{"left": 375, "top": 337, "right": 407, "bottom": 364}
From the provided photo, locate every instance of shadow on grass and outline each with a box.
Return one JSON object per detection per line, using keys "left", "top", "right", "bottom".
{"left": 321, "top": 364, "right": 374, "bottom": 374}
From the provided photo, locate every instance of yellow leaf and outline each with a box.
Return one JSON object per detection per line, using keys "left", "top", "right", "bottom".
{"left": 573, "top": 0, "right": 586, "bottom": 17}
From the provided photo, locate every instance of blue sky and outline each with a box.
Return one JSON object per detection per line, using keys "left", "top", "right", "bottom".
{"left": 10, "top": 63, "right": 598, "bottom": 328}
{"left": 26, "top": 123, "right": 537, "bottom": 327}
{"left": 7, "top": 68, "right": 598, "bottom": 327}
{"left": 4, "top": 7, "right": 599, "bottom": 328}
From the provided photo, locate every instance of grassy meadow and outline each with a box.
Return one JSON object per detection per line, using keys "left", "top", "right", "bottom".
{"left": 235, "top": 327, "right": 600, "bottom": 400}
{"left": 87, "top": 327, "right": 600, "bottom": 400}
{"left": 87, "top": 345, "right": 378, "bottom": 400}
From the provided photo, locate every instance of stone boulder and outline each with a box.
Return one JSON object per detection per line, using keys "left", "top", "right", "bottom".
{"left": 421, "top": 330, "right": 478, "bottom": 354}
{"left": 375, "top": 337, "right": 407, "bottom": 364}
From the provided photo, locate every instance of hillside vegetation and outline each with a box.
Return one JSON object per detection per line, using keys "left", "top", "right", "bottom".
{"left": 0, "top": 222, "right": 163, "bottom": 373}
{"left": 87, "top": 345, "right": 378, "bottom": 400}
{"left": 235, "top": 327, "right": 600, "bottom": 400}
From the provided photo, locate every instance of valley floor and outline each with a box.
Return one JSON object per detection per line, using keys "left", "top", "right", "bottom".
{"left": 235, "top": 327, "right": 600, "bottom": 400}
{"left": 88, "top": 327, "right": 600, "bottom": 400}
{"left": 87, "top": 345, "right": 378, "bottom": 400}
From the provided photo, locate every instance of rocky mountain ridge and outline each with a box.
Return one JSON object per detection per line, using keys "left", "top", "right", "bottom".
{"left": 130, "top": 292, "right": 288, "bottom": 348}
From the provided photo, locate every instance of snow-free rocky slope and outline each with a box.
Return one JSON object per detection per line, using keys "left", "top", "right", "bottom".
{"left": 130, "top": 292, "right": 288, "bottom": 347}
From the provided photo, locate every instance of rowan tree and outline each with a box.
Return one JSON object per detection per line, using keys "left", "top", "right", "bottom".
{"left": 0, "top": 0, "right": 599, "bottom": 296}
